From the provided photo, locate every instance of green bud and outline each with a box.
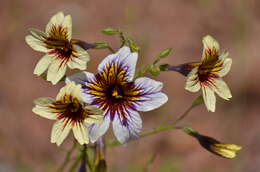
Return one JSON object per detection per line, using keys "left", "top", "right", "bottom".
{"left": 126, "top": 39, "right": 140, "bottom": 52}
{"left": 158, "top": 48, "right": 172, "bottom": 58}
{"left": 94, "top": 42, "right": 109, "bottom": 49}
{"left": 149, "top": 64, "right": 161, "bottom": 76}
{"left": 181, "top": 126, "right": 199, "bottom": 137}
{"left": 101, "top": 27, "right": 120, "bottom": 35}
{"left": 192, "top": 95, "right": 204, "bottom": 107}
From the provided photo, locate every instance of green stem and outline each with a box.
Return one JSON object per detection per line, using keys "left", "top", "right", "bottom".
{"left": 108, "top": 104, "right": 195, "bottom": 148}
{"left": 57, "top": 141, "right": 77, "bottom": 172}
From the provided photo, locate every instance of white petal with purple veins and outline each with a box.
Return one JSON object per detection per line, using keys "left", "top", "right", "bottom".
{"left": 51, "top": 120, "right": 72, "bottom": 146}
{"left": 112, "top": 110, "right": 142, "bottom": 144}
{"left": 89, "top": 115, "right": 110, "bottom": 143}
{"left": 98, "top": 46, "right": 138, "bottom": 81}
{"left": 134, "top": 77, "right": 168, "bottom": 112}
{"left": 185, "top": 67, "right": 201, "bottom": 92}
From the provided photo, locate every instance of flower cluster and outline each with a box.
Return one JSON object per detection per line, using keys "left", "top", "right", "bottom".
{"left": 26, "top": 11, "right": 241, "bottom": 165}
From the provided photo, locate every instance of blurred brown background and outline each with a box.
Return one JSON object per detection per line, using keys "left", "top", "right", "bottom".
{"left": 1, "top": 0, "right": 260, "bottom": 171}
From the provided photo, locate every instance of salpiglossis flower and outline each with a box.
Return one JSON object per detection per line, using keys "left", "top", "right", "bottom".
{"left": 32, "top": 82, "right": 103, "bottom": 146}
{"left": 185, "top": 35, "right": 232, "bottom": 112}
{"left": 25, "top": 12, "right": 90, "bottom": 84}
{"left": 67, "top": 46, "right": 168, "bottom": 144}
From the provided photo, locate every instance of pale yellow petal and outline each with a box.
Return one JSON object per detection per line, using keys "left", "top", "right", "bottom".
{"left": 202, "top": 35, "right": 220, "bottom": 60}
{"left": 202, "top": 85, "right": 216, "bottom": 112}
{"left": 47, "top": 59, "right": 67, "bottom": 85}
{"left": 45, "top": 12, "right": 65, "bottom": 33}
{"left": 25, "top": 35, "right": 48, "bottom": 52}
{"left": 32, "top": 97, "right": 57, "bottom": 120}
{"left": 216, "top": 58, "right": 232, "bottom": 77}
{"left": 63, "top": 15, "right": 72, "bottom": 40}
{"left": 56, "top": 81, "right": 83, "bottom": 101}
{"left": 33, "top": 54, "right": 54, "bottom": 75}
{"left": 185, "top": 67, "right": 201, "bottom": 92}
{"left": 212, "top": 78, "right": 232, "bottom": 100}
{"left": 72, "top": 123, "right": 89, "bottom": 145}
{"left": 84, "top": 106, "right": 104, "bottom": 124}
{"left": 51, "top": 120, "right": 72, "bottom": 146}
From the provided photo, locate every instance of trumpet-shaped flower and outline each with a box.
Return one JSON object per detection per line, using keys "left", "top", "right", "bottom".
{"left": 67, "top": 46, "right": 168, "bottom": 144}
{"left": 185, "top": 35, "right": 232, "bottom": 112}
{"left": 26, "top": 12, "right": 90, "bottom": 84}
{"left": 32, "top": 82, "right": 103, "bottom": 146}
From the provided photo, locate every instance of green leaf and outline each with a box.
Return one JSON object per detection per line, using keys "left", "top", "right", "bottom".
{"left": 101, "top": 27, "right": 120, "bottom": 35}
{"left": 158, "top": 48, "right": 172, "bottom": 58}
{"left": 192, "top": 95, "right": 204, "bottom": 107}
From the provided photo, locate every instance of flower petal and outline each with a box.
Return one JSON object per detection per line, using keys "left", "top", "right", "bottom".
{"left": 84, "top": 106, "right": 104, "bottom": 124}
{"left": 211, "top": 78, "right": 232, "bottom": 100}
{"left": 215, "top": 58, "right": 232, "bottom": 77}
{"left": 56, "top": 81, "right": 83, "bottom": 101}
{"left": 202, "top": 85, "right": 216, "bottom": 112}
{"left": 112, "top": 110, "right": 142, "bottom": 144}
{"left": 51, "top": 120, "right": 72, "bottom": 146}
{"left": 33, "top": 54, "right": 54, "bottom": 75}
{"left": 45, "top": 12, "right": 64, "bottom": 33}
{"left": 66, "top": 72, "right": 96, "bottom": 103}
{"left": 89, "top": 116, "right": 110, "bottom": 143}
{"left": 98, "top": 46, "right": 138, "bottom": 81}
{"left": 72, "top": 123, "right": 89, "bottom": 145}
{"left": 32, "top": 97, "right": 57, "bottom": 120}
{"left": 25, "top": 34, "right": 48, "bottom": 52}
{"left": 67, "top": 45, "right": 90, "bottom": 70}
{"left": 185, "top": 67, "right": 201, "bottom": 92}
{"left": 45, "top": 12, "right": 72, "bottom": 40}
{"left": 134, "top": 77, "right": 168, "bottom": 112}
{"left": 202, "top": 35, "right": 220, "bottom": 61}
{"left": 47, "top": 59, "right": 67, "bottom": 84}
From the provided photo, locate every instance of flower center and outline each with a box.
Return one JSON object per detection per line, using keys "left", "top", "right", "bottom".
{"left": 51, "top": 97, "right": 86, "bottom": 125}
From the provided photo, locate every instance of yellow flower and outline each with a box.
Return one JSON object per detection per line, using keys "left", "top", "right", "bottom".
{"left": 32, "top": 82, "right": 103, "bottom": 146}
{"left": 182, "top": 127, "right": 242, "bottom": 159}
{"left": 185, "top": 35, "right": 232, "bottom": 112}
{"left": 210, "top": 143, "right": 242, "bottom": 159}
{"left": 25, "top": 12, "right": 90, "bottom": 84}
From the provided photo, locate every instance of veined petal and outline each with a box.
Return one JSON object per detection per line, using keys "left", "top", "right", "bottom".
{"left": 112, "top": 110, "right": 142, "bottom": 144}
{"left": 185, "top": 67, "right": 201, "bottom": 92}
{"left": 89, "top": 116, "right": 110, "bottom": 143}
{"left": 84, "top": 106, "right": 104, "bottom": 124}
{"left": 66, "top": 71, "right": 95, "bottom": 85}
{"left": 72, "top": 123, "right": 89, "bottom": 145}
{"left": 62, "top": 15, "right": 72, "bottom": 40}
{"left": 98, "top": 46, "right": 138, "bottom": 81}
{"left": 134, "top": 77, "right": 168, "bottom": 112}
{"left": 66, "top": 72, "right": 96, "bottom": 103}
{"left": 211, "top": 78, "right": 232, "bottom": 100}
{"left": 47, "top": 59, "right": 67, "bottom": 84}
{"left": 51, "top": 120, "right": 72, "bottom": 146}
{"left": 33, "top": 54, "right": 54, "bottom": 75}
{"left": 45, "top": 12, "right": 65, "bottom": 33}
{"left": 202, "top": 35, "right": 220, "bottom": 61}
{"left": 202, "top": 85, "right": 216, "bottom": 112}
{"left": 67, "top": 45, "right": 90, "bottom": 70}
{"left": 56, "top": 81, "right": 83, "bottom": 102}
{"left": 25, "top": 35, "right": 48, "bottom": 52}
{"left": 32, "top": 97, "right": 57, "bottom": 120}
{"left": 215, "top": 58, "right": 232, "bottom": 77}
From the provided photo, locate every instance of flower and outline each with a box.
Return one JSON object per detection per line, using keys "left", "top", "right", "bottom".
{"left": 182, "top": 127, "right": 242, "bottom": 159}
{"left": 185, "top": 35, "right": 232, "bottom": 112}
{"left": 32, "top": 82, "right": 103, "bottom": 146}
{"left": 25, "top": 12, "right": 90, "bottom": 84}
{"left": 67, "top": 46, "right": 168, "bottom": 144}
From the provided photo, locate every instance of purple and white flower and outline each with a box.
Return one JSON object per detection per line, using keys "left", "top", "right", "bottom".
{"left": 67, "top": 46, "right": 168, "bottom": 144}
